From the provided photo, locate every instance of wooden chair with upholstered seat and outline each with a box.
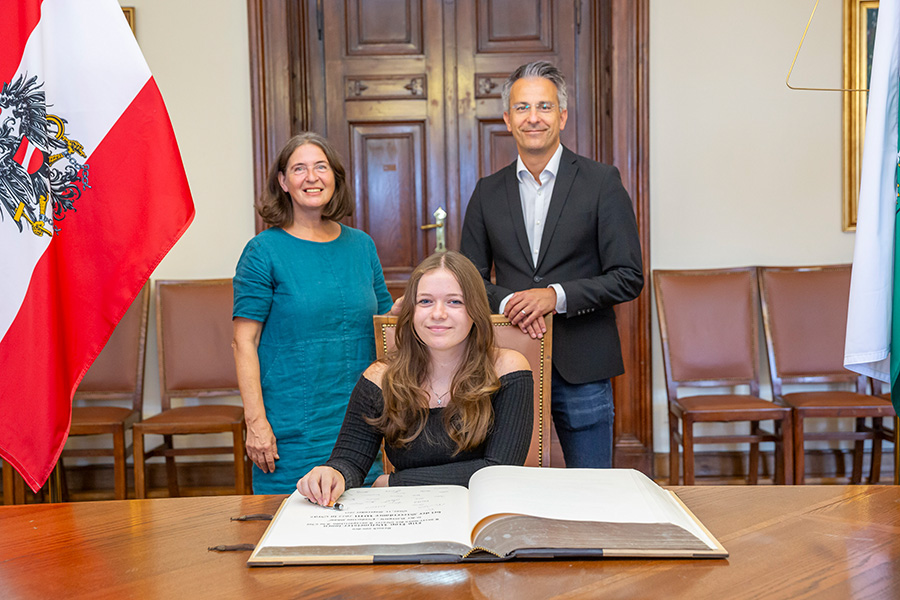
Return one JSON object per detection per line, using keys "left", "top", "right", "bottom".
{"left": 373, "top": 314, "right": 554, "bottom": 469}
{"left": 61, "top": 282, "right": 150, "bottom": 500}
{"left": 133, "top": 279, "right": 249, "bottom": 498}
{"left": 758, "top": 265, "right": 895, "bottom": 484}
{"left": 654, "top": 267, "right": 793, "bottom": 485}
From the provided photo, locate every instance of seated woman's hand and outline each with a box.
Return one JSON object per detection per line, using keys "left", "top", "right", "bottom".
{"left": 298, "top": 466, "right": 346, "bottom": 507}
{"left": 245, "top": 417, "right": 279, "bottom": 473}
{"left": 371, "top": 473, "right": 390, "bottom": 487}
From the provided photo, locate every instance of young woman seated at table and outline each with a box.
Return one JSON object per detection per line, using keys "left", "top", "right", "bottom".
{"left": 298, "top": 251, "right": 533, "bottom": 506}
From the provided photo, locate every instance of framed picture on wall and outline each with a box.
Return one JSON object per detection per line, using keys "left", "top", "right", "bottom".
{"left": 842, "top": 0, "right": 879, "bottom": 232}
{"left": 122, "top": 7, "right": 135, "bottom": 35}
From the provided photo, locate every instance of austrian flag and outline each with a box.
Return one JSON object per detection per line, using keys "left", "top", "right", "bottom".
{"left": 0, "top": 0, "right": 194, "bottom": 490}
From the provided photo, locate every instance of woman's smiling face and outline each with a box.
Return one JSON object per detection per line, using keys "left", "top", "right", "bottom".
{"left": 413, "top": 267, "right": 474, "bottom": 353}
{"left": 277, "top": 143, "right": 335, "bottom": 214}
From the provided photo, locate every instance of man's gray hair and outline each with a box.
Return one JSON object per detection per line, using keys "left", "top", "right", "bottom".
{"left": 500, "top": 61, "right": 568, "bottom": 112}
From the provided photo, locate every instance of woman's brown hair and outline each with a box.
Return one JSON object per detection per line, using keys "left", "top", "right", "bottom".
{"left": 370, "top": 251, "right": 500, "bottom": 453}
{"left": 256, "top": 132, "right": 353, "bottom": 227}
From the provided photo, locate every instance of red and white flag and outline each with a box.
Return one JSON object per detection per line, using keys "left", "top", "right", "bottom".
{"left": 0, "top": 0, "right": 194, "bottom": 491}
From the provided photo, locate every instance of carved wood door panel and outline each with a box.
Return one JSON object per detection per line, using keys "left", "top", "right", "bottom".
{"left": 455, "top": 0, "right": 581, "bottom": 202}
{"left": 321, "top": 0, "right": 445, "bottom": 296}
{"left": 320, "top": 0, "right": 582, "bottom": 298}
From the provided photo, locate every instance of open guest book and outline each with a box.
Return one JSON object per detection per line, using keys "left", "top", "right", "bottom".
{"left": 247, "top": 465, "right": 727, "bottom": 565}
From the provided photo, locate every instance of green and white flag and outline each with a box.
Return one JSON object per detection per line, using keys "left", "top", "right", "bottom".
{"left": 844, "top": 0, "right": 900, "bottom": 414}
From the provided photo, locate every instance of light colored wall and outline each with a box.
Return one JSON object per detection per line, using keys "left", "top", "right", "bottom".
{"left": 84, "top": 2, "right": 853, "bottom": 460}
{"left": 649, "top": 0, "right": 854, "bottom": 451}
{"left": 80, "top": 0, "right": 256, "bottom": 458}
{"left": 123, "top": 0, "right": 256, "bottom": 279}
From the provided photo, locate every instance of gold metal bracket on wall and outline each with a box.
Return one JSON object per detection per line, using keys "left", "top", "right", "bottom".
{"left": 786, "top": 0, "right": 868, "bottom": 92}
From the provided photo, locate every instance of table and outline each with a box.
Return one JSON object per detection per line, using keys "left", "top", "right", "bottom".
{"left": 1, "top": 486, "right": 898, "bottom": 599}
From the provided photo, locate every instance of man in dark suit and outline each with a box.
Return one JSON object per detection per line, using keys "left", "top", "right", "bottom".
{"left": 460, "top": 61, "right": 643, "bottom": 468}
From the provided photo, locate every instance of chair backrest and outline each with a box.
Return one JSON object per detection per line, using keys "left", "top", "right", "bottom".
{"left": 155, "top": 279, "right": 240, "bottom": 409}
{"left": 653, "top": 268, "right": 762, "bottom": 400}
{"left": 373, "top": 314, "right": 552, "bottom": 467}
{"left": 75, "top": 282, "right": 150, "bottom": 412}
{"left": 758, "top": 265, "right": 863, "bottom": 395}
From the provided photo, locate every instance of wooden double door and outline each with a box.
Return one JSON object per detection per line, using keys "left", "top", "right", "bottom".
{"left": 248, "top": 0, "right": 652, "bottom": 472}
{"left": 319, "top": 0, "right": 590, "bottom": 295}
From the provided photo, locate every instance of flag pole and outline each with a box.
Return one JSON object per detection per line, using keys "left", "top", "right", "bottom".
{"left": 895, "top": 416, "right": 899, "bottom": 485}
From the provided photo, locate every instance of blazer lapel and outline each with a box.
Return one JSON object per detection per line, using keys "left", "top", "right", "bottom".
{"left": 504, "top": 165, "right": 533, "bottom": 267}
{"left": 535, "top": 147, "right": 577, "bottom": 270}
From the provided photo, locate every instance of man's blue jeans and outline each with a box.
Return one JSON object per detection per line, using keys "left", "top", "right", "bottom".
{"left": 550, "top": 366, "right": 614, "bottom": 468}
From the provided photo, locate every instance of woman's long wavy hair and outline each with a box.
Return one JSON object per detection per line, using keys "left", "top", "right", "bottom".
{"left": 369, "top": 251, "right": 499, "bottom": 454}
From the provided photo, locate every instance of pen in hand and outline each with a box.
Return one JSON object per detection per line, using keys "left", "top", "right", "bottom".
{"left": 307, "top": 497, "right": 343, "bottom": 511}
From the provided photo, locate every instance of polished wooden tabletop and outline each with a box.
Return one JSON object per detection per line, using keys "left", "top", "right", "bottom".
{"left": 1, "top": 485, "right": 898, "bottom": 600}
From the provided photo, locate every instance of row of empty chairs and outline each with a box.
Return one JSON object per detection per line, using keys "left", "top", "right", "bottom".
{"left": 62, "top": 279, "right": 247, "bottom": 501}
{"left": 656, "top": 265, "right": 896, "bottom": 485}
{"left": 5, "top": 266, "right": 893, "bottom": 502}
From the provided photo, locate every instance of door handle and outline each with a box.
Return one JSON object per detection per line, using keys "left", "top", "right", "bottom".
{"left": 420, "top": 206, "right": 447, "bottom": 253}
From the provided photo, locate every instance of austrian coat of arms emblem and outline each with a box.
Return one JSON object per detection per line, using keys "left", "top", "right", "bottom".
{"left": 0, "top": 74, "right": 91, "bottom": 237}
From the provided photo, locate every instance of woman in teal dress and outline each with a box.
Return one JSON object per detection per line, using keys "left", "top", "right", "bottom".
{"left": 233, "top": 133, "right": 394, "bottom": 494}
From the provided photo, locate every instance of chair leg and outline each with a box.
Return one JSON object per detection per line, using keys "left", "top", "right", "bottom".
{"left": 748, "top": 421, "right": 760, "bottom": 485}
{"left": 245, "top": 454, "right": 253, "bottom": 494}
{"left": 14, "top": 471, "right": 25, "bottom": 503}
{"left": 233, "top": 423, "right": 247, "bottom": 495}
{"left": 868, "top": 418, "right": 883, "bottom": 485}
{"left": 780, "top": 413, "right": 793, "bottom": 485}
{"left": 895, "top": 416, "right": 899, "bottom": 486}
{"left": 793, "top": 413, "right": 805, "bottom": 485}
{"left": 668, "top": 412, "right": 680, "bottom": 485}
{"left": 850, "top": 418, "right": 865, "bottom": 484}
{"left": 2, "top": 461, "right": 14, "bottom": 505}
{"left": 164, "top": 435, "right": 180, "bottom": 498}
{"left": 134, "top": 429, "right": 147, "bottom": 499}
{"left": 683, "top": 418, "right": 695, "bottom": 486}
{"left": 3, "top": 460, "right": 28, "bottom": 504}
{"left": 58, "top": 456, "right": 70, "bottom": 502}
{"left": 773, "top": 421, "right": 783, "bottom": 484}
{"left": 112, "top": 426, "right": 127, "bottom": 500}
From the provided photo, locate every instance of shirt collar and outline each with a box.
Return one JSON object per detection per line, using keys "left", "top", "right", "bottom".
{"left": 515, "top": 144, "right": 564, "bottom": 185}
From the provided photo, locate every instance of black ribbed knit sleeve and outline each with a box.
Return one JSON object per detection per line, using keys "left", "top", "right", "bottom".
{"left": 324, "top": 370, "right": 533, "bottom": 489}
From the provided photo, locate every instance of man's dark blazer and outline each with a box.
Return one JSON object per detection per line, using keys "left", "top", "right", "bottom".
{"left": 460, "top": 146, "right": 643, "bottom": 384}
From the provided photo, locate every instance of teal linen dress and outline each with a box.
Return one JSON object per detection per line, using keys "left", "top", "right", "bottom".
{"left": 233, "top": 225, "right": 393, "bottom": 494}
